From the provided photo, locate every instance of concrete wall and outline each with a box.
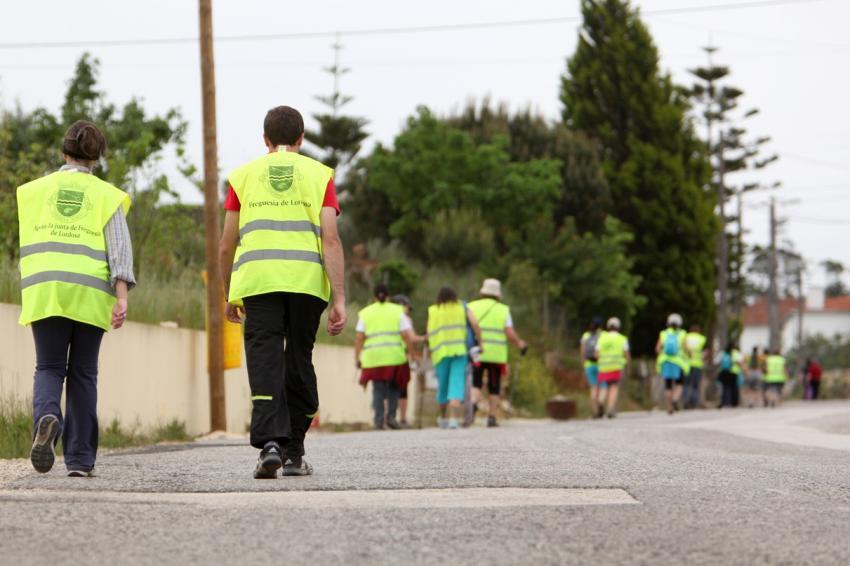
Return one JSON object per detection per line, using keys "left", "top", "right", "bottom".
{"left": 742, "top": 312, "right": 850, "bottom": 355}
{"left": 0, "top": 303, "right": 399, "bottom": 435}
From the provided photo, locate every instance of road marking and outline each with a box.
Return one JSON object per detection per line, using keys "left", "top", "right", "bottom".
{"left": 0, "top": 488, "right": 639, "bottom": 508}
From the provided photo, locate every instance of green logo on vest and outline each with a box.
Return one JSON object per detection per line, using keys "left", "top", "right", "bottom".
{"left": 268, "top": 165, "right": 294, "bottom": 193}
{"left": 49, "top": 188, "right": 92, "bottom": 222}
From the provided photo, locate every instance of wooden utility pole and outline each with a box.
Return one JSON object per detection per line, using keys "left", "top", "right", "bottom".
{"left": 716, "top": 133, "right": 729, "bottom": 349}
{"left": 767, "top": 196, "right": 780, "bottom": 352}
{"left": 199, "top": 0, "right": 226, "bottom": 431}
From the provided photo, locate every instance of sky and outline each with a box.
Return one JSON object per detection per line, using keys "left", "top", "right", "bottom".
{"left": 1, "top": 0, "right": 848, "bottom": 290}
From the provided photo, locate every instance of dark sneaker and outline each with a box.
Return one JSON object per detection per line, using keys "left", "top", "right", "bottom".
{"left": 386, "top": 419, "right": 402, "bottom": 430}
{"left": 283, "top": 456, "right": 313, "bottom": 476}
{"left": 253, "top": 445, "right": 282, "bottom": 479}
{"left": 486, "top": 416, "right": 499, "bottom": 428}
{"left": 68, "top": 469, "right": 96, "bottom": 478}
{"left": 673, "top": 401, "right": 680, "bottom": 412}
{"left": 596, "top": 406, "right": 605, "bottom": 419}
{"left": 30, "top": 415, "right": 60, "bottom": 473}
{"left": 607, "top": 411, "right": 617, "bottom": 419}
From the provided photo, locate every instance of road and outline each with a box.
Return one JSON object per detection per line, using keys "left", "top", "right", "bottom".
{"left": 2, "top": 401, "right": 850, "bottom": 565}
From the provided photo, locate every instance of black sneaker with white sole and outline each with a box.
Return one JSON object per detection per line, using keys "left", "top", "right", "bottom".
{"left": 30, "top": 414, "right": 60, "bottom": 473}
{"left": 282, "top": 456, "right": 313, "bottom": 476}
{"left": 253, "top": 444, "right": 283, "bottom": 479}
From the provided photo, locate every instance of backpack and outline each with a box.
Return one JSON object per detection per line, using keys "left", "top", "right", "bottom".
{"left": 663, "top": 330, "right": 680, "bottom": 356}
{"left": 720, "top": 352, "right": 732, "bottom": 371}
{"left": 583, "top": 332, "right": 600, "bottom": 361}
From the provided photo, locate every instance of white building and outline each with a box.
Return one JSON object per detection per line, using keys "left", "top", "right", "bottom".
{"left": 741, "top": 289, "right": 850, "bottom": 355}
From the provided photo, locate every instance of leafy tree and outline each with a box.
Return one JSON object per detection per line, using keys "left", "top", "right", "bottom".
{"left": 448, "top": 100, "right": 612, "bottom": 234}
{"left": 560, "top": 0, "right": 716, "bottom": 353}
{"left": 0, "top": 54, "right": 197, "bottom": 279}
{"left": 375, "top": 259, "right": 419, "bottom": 297}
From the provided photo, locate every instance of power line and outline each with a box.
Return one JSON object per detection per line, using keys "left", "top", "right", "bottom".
{"left": 0, "top": 0, "right": 825, "bottom": 50}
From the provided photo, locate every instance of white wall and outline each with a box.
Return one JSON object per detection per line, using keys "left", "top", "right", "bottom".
{"left": 0, "top": 303, "right": 399, "bottom": 435}
{"left": 741, "top": 312, "right": 850, "bottom": 355}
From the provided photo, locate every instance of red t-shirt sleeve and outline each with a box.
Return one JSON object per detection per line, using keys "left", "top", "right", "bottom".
{"left": 223, "top": 184, "right": 240, "bottom": 212}
{"left": 323, "top": 178, "right": 340, "bottom": 216}
{"left": 224, "top": 179, "right": 339, "bottom": 215}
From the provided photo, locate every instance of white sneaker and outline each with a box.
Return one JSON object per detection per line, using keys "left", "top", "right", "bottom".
{"left": 438, "top": 417, "right": 449, "bottom": 429}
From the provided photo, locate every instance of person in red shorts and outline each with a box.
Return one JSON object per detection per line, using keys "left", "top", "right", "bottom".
{"left": 594, "top": 317, "right": 630, "bottom": 418}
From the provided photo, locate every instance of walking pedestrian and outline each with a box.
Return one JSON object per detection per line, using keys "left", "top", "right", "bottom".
{"left": 427, "top": 287, "right": 481, "bottom": 429}
{"left": 595, "top": 317, "right": 630, "bottom": 418}
{"left": 354, "top": 284, "right": 418, "bottom": 430}
{"left": 391, "top": 294, "right": 418, "bottom": 427}
{"left": 219, "top": 106, "right": 347, "bottom": 479}
{"left": 717, "top": 343, "right": 737, "bottom": 408}
{"left": 764, "top": 350, "right": 788, "bottom": 408}
{"left": 744, "top": 346, "right": 765, "bottom": 408}
{"left": 18, "top": 121, "right": 134, "bottom": 476}
{"left": 803, "top": 358, "right": 823, "bottom": 400}
{"left": 684, "top": 324, "right": 707, "bottom": 409}
{"left": 467, "top": 278, "right": 527, "bottom": 427}
{"left": 580, "top": 317, "right": 606, "bottom": 418}
{"left": 655, "top": 313, "right": 690, "bottom": 414}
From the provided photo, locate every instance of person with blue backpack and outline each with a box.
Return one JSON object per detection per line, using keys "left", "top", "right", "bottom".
{"left": 655, "top": 313, "right": 690, "bottom": 415}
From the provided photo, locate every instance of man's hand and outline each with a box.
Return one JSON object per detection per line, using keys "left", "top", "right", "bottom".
{"left": 327, "top": 298, "right": 347, "bottom": 336}
{"left": 225, "top": 303, "right": 244, "bottom": 324}
{"left": 111, "top": 298, "right": 128, "bottom": 329}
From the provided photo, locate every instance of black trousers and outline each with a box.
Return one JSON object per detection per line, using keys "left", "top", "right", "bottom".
{"left": 31, "top": 317, "right": 104, "bottom": 472}
{"left": 243, "top": 292, "right": 326, "bottom": 454}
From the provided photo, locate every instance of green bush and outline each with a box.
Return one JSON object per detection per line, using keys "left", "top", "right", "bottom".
{"left": 0, "top": 397, "right": 31, "bottom": 459}
{"left": 375, "top": 259, "right": 419, "bottom": 296}
{"left": 510, "top": 355, "right": 559, "bottom": 417}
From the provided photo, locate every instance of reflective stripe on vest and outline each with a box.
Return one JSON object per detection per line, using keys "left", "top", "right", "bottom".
{"left": 597, "top": 331, "right": 627, "bottom": 373}
{"left": 358, "top": 302, "right": 407, "bottom": 369}
{"left": 468, "top": 298, "right": 509, "bottom": 363}
{"left": 227, "top": 151, "right": 333, "bottom": 303}
{"left": 17, "top": 171, "right": 129, "bottom": 331}
{"left": 765, "top": 355, "right": 786, "bottom": 383}
{"left": 685, "top": 332, "right": 707, "bottom": 368}
{"left": 427, "top": 303, "right": 467, "bottom": 366}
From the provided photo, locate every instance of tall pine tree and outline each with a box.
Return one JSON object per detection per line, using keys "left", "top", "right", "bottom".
{"left": 561, "top": 0, "right": 717, "bottom": 353}
{"left": 306, "top": 36, "right": 368, "bottom": 190}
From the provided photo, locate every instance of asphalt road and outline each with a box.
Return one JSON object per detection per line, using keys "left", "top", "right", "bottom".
{"left": 2, "top": 401, "right": 850, "bottom": 565}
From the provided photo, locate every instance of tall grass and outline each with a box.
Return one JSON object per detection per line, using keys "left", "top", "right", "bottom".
{"left": 0, "top": 255, "right": 20, "bottom": 305}
{"left": 0, "top": 398, "right": 191, "bottom": 459}
{"left": 129, "top": 271, "right": 205, "bottom": 329}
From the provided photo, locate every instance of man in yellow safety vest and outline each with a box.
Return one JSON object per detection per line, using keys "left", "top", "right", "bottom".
{"left": 467, "top": 278, "right": 527, "bottom": 427}
{"left": 219, "top": 106, "right": 347, "bottom": 479}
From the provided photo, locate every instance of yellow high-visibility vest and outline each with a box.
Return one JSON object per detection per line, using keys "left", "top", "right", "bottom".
{"left": 17, "top": 170, "right": 130, "bottom": 331}
{"left": 468, "top": 298, "right": 509, "bottom": 364}
{"left": 227, "top": 151, "right": 333, "bottom": 303}
{"left": 765, "top": 355, "right": 786, "bottom": 383}
{"left": 597, "top": 330, "right": 628, "bottom": 373}
{"left": 685, "top": 332, "right": 707, "bottom": 368}
{"left": 358, "top": 301, "right": 407, "bottom": 369}
{"left": 427, "top": 302, "right": 467, "bottom": 366}
{"left": 656, "top": 328, "right": 690, "bottom": 373}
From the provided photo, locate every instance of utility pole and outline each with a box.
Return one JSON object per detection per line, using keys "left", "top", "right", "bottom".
{"left": 199, "top": 0, "right": 226, "bottom": 431}
{"left": 716, "top": 133, "right": 729, "bottom": 349}
{"left": 767, "top": 196, "right": 780, "bottom": 352}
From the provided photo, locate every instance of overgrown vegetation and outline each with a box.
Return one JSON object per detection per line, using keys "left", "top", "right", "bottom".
{"left": 0, "top": 397, "right": 191, "bottom": 459}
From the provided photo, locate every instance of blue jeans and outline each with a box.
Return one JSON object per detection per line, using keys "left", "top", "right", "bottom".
{"left": 371, "top": 380, "right": 400, "bottom": 428}
{"left": 684, "top": 367, "right": 702, "bottom": 407}
{"left": 32, "top": 317, "right": 104, "bottom": 472}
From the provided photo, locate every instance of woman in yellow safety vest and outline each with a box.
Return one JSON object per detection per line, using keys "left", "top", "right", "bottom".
{"left": 355, "top": 283, "right": 421, "bottom": 430}
{"left": 17, "top": 121, "right": 134, "bottom": 477}
{"left": 427, "top": 287, "right": 481, "bottom": 429}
